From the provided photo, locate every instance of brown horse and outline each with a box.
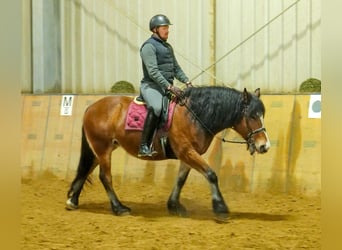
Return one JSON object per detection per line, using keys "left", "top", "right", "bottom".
{"left": 66, "top": 86, "right": 270, "bottom": 220}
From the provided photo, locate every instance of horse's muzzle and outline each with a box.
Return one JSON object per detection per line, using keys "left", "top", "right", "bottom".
{"left": 258, "top": 144, "right": 268, "bottom": 154}
{"left": 248, "top": 142, "right": 269, "bottom": 155}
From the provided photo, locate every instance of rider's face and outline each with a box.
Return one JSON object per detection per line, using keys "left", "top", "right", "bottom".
{"left": 156, "top": 25, "right": 169, "bottom": 41}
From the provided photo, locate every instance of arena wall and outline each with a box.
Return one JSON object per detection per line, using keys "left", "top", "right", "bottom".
{"left": 21, "top": 94, "right": 321, "bottom": 196}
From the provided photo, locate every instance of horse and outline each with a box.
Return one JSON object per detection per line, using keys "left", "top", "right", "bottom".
{"left": 66, "top": 86, "right": 270, "bottom": 220}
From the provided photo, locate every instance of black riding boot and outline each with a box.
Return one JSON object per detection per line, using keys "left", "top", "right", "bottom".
{"left": 138, "top": 108, "right": 159, "bottom": 157}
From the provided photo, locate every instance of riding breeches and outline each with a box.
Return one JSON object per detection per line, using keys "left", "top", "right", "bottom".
{"left": 140, "top": 83, "right": 164, "bottom": 117}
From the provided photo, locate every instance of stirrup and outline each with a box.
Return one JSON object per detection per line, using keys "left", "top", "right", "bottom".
{"left": 138, "top": 144, "right": 157, "bottom": 157}
{"left": 138, "top": 150, "right": 158, "bottom": 157}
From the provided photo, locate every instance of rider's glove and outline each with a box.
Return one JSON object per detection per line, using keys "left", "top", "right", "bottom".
{"left": 167, "top": 85, "right": 184, "bottom": 97}
{"left": 185, "top": 81, "right": 193, "bottom": 88}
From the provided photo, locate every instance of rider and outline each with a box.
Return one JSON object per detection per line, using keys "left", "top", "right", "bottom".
{"left": 138, "top": 14, "right": 192, "bottom": 157}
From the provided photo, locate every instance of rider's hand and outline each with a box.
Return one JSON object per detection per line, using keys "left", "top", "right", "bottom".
{"left": 185, "top": 81, "right": 193, "bottom": 88}
{"left": 167, "top": 85, "right": 184, "bottom": 97}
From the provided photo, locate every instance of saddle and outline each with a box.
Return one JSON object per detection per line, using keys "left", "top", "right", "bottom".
{"left": 125, "top": 95, "right": 177, "bottom": 158}
{"left": 125, "top": 95, "right": 175, "bottom": 131}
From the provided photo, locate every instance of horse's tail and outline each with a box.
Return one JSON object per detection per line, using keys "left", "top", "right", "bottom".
{"left": 67, "top": 126, "right": 95, "bottom": 197}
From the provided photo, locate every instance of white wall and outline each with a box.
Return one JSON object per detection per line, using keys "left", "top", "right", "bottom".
{"left": 22, "top": 0, "right": 321, "bottom": 94}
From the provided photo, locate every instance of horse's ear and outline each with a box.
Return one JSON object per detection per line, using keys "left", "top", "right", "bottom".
{"left": 254, "top": 88, "right": 261, "bottom": 98}
{"left": 243, "top": 88, "right": 250, "bottom": 104}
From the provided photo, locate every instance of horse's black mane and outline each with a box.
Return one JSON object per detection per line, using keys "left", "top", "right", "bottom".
{"left": 183, "top": 86, "right": 265, "bottom": 134}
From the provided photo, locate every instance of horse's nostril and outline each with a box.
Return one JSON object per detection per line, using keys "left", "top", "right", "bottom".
{"left": 260, "top": 145, "right": 268, "bottom": 153}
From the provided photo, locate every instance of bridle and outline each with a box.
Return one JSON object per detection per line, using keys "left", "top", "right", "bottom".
{"left": 223, "top": 109, "right": 266, "bottom": 153}
{"left": 244, "top": 101, "right": 265, "bottom": 136}
{"left": 246, "top": 127, "right": 267, "bottom": 144}
{"left": 238, "top": 104, "right": 267, "bottom": 153}
{"left": 245, "top": 120, "right": 266, "bottom": 152}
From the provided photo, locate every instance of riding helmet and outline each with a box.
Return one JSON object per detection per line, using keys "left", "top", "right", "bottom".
{"left": 149, "top": 14, "right": 172, "bottom": 31}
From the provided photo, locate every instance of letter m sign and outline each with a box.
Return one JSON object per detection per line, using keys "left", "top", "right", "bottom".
{"left": 60, "top": 95, "right": 74, "bottom": 116}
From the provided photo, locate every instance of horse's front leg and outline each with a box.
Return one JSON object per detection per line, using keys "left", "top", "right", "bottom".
{"left": 182, "top": 150, "right": 229, "bottom": 220}
{"left": 205, "top": 168, "right": 230, "bottom": 219}
{"left": 167, "top": 161, "right": 191, "bottom": 217}
{"left": 98, "top": 154, "right": 131, "bottom": 216}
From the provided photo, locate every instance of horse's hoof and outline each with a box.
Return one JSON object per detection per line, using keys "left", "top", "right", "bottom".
{"left": 116, "top": 210, "right": 131, "bottom": 216}
{"left": 113, "top": 205, "right": 131, "bottom": 216}
{"left": 214, "top": 213, "right": 230, "bottom": 224}
{"left": 167, "top": 203, "right": 188, "bottom": 217}
{"left": 213, "top": 200, "right": 229, "bottom": 213}
{"left": 65, "top": 198, "right": 78, "bottom": 210}
{"left": 168, "top": 209, "right": 188, "bottom": 217}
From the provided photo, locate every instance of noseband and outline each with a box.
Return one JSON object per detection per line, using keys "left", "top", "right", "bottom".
{"left": 247, "top": 127, "right": 266, "bottom": 142}
{"left": 244, "top": 109, "right": 266, "bottom": 151}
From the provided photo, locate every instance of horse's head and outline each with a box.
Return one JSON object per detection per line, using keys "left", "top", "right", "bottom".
{"left": 234, "top": 88, "right": 271, "bottom": 155}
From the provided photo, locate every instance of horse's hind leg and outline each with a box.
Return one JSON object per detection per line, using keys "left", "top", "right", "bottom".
{"left": 66, "top": 128, "right": 97, "bottom": 210}
{"left": 66, "top": 161, "right": 97, "bottom": 210}
{"left": 167, "top": 161, "right": 191, "bottom": 217}
{"left": 98, "top": 152, "right": 131, "bottom": 216}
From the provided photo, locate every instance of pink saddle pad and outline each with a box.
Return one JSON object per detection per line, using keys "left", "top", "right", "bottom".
{"left": 125, "top": 98, "right": 176, "bottom": 131}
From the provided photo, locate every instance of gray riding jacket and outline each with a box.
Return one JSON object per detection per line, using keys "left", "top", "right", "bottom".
{"left": 140, "top": 35, "right": 189, "bottom": 93}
